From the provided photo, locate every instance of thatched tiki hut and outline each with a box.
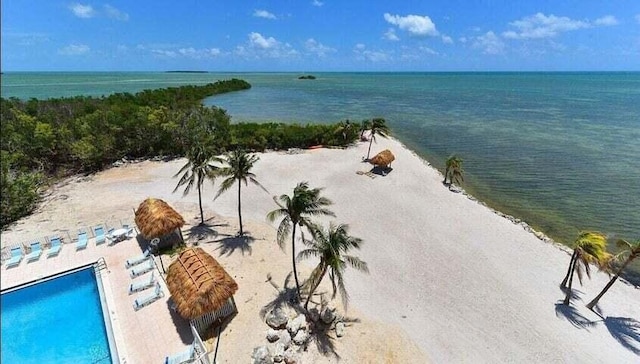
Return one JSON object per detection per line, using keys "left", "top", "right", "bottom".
{"left": 134, "top": 198, "right": 186, "bottom": 250}
{"left": 369, "top": 149, "right": 395, "bottom": 168}
{"left": 167, "top": 248, "right": 238, "bottom": 334}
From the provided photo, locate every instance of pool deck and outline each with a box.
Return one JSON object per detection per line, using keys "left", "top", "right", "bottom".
{"left": 1, "top": 236, "right": 191, "bottom": 364}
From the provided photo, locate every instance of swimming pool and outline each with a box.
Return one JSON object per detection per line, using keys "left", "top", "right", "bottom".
{"left": 1, "top": 264, "right": 118, "bottom": 363}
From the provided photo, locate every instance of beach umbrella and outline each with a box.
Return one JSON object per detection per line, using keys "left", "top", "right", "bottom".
{"left": 166, "top": 247, "right": 238, "bottom": 321}
{"left": 368, "top": 149, "right": 395, "bottom": 168}
{"left": 134, "top": 198, "right": 186, "bottom": 245}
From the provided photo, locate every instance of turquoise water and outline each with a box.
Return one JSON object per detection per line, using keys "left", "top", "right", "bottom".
{"left": 2, "top": 71, "right": 639, "bottom": 252}
{"left": 0, "top": 267, "right": 112, "bottom": 363}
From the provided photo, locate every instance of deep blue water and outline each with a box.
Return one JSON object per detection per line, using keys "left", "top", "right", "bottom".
{"left": 0, "top": 268, "right": 112, "bottom": 363}
{"left": 2, "top": 72, "right": 639, "bottom": 249}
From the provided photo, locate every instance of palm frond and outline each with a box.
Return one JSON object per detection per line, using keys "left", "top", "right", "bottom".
{"left": 344, "top": 255, "right": 369, "bottom": 273}
{"left": 214, "top": 176, "right": 236, "bottom": 200}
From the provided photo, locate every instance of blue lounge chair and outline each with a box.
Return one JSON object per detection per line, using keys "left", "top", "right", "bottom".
{"left": 129, "top": 271, "right": 156, "bottom": 295}
{"left": 76, "top": 232, "right": 88, "bottom": 250}
{"left": 125, "top": 249, "right": 150, "bottom": 268}
{"left": 26, "top": 242, "right": 42, "bottom": 262}
{"left": 164, "top": 344, "right": 195, "bottom": 364}
{"left": 129, "top": 258, "right": 154, "bottom": 278}
{"left": 47, "top": 237, "right": 62, "bottom": 257}
{"left": 5, "top": 246, "right": 23, "bottom": 268}
{"left": 133, "top": 282, "right": 164, "bottom": 311}
{"left": 94, "top": 226, "right": 106, "bottom": 245}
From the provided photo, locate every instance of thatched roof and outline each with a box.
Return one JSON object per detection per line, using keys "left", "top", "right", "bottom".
{"left": 166, "top": 248, "right": 238, "bottom": 319}
{"left": 134, "top": 198, "right": 185, "bottom": 239}
{"left": 369, "top": 149, "right": 395, "bottom": 167}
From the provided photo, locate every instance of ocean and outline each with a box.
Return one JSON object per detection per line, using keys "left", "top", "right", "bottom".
{"left": 2, "top": 72, "right": 639, "bottom": 274}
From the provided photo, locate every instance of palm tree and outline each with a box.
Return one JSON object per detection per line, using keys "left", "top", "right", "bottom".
{"left": 215, "top": 150, "right": 266, "bottom": 236}
{"left": 335, "top": 120, "right": 353, "bottom": 143}
{"left": 173, "top": 144, "right": 220, "bottom": 225}
{"left": 561, "top": 231, "right": 612, "bottom": 305}
{"left": 359, "top": 119, "right": 371, "bottom": 141}
{"left": 266, "top": 182, "right": 335, "bottom": 301}
{"left": 444, "top": 155, "right": 464, "bottom": 186}
{"left": 586, "top": 238, "right": 639, "bottom": 310}
{"left": 366, "top": 118, "right": 390, "bottom": 160}
{"left": 298, "top": 223, "right": 369, "bottom": 310}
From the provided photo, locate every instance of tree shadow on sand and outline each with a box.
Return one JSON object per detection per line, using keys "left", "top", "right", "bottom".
{"left": 213, "top": 232, "right": 255, "bottom": 257}
{"left": 554, "top": 301, "right": 597, "bottom": 330}
{"left": 604, "top": 317, "right": 640, "bottom": 355}
{"left": 259, "top": 273, "right": 305, "bottom": 320}
{"left": 558, "top": 285, "right": 585, "bottom": 303}
{"left": 186, "top": 219, "right": 228, "bottom": 243}
{"left": 303, "top": 298, "right": 361, "bottom": 360}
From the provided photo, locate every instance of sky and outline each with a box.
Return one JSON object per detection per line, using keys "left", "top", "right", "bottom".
{"left": 2, "top": 1, "right": 640, "bottom": 71}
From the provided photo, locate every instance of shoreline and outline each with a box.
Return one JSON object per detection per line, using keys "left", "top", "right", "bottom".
{"left": 2, "top": 135, "right": 639, "bottom": 363}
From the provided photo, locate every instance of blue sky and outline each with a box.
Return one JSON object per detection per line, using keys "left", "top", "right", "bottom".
{"left": 2, "top": 1, "right": 639, "bottom": 71}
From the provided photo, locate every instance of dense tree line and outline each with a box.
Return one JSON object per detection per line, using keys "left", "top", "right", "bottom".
{"left": 0, "top": 79, "right": 362, "bottom": 227}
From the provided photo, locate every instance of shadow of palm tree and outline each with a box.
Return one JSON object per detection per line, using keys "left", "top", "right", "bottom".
{"left": 554, "top": 301, "right": 596, "bottom": 330}
{"left": 259, "top": 273, "right": 304, "bottom": 320}
{"left": 186, "top": 222, "right": 223, "bottom": 243}
{"left": 304, "top": 305, "right": 360, "bottom": 360}
{"left": 559, "top": 285, "right": 585, "bottom": 303}
{"left": 604, "top": 316, "right": 640, "bottom": 355}
{"left": 213, "top": 232, "right": 255, "bottom": 257}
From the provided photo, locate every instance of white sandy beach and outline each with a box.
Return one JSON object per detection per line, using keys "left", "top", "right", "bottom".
{"left": 2, "top": 136, "right": 639, "bottom": 363}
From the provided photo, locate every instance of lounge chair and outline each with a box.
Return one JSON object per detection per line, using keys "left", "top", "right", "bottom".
{"left": 76, "top": 231, "right": 89, "bottom": 250}
{"left": 164, "top": 343, "right": 195, "bottom": 364}
{"left": 133, "top": 282, "right": 164, "bottom": 311}
{"left": 5, "top": 246, "right": 23, "bottom": 268}
{"left": 94, "top": 226, "right": 106, "bottom": 245}
{"left": 128, "top": 271, "right": 156, "bottom": 295}
{"left": 26, "top": 242, "right": 42, "bottom": 262}
{"left": 129, "top": 258, "right": 154, "bottom": 278}
{"left": 124, "top": 249, "right": 150, "bottom": 268}
{"left": 47, "top": 237, "right": 62, "bottom": 257}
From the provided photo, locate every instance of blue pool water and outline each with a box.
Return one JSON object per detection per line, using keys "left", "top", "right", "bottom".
{"left": 1, "top": 267, "right": 112, "bottom": 363}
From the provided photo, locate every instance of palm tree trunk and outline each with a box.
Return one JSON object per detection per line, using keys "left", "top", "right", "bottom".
{"left": 586, "top": 256, "right": 634, "bottom": 309}
{"left": 366, "top": 133, "right": 374, "bottom": 160}
{"left": 198, "top": 184, "right": 204, "bottom": 225}
{"left": 305, "top": 264, "right": 328, "bottom": 311}
{"left": 564, "top": 259, "right": 576, "bottom": 305}
{"left": 237, "top": 180, "right": 243, "bottom": 235}
{"left": 291, "top": 224, "right": 301, "bottom": 302}
{"left": 561, "top": 250, "right": 577, "bottom": 288}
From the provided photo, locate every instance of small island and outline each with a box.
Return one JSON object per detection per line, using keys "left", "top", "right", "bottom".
{"left": 298, "top": 75, "right": 316, "bottom": 80}
{"left": 165, "top": 70, "right": 209, "bottom": 73}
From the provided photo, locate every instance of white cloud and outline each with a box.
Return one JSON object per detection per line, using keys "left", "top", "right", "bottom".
{"left": 238, "top": 32, "right": 298, "bottom": 58}
{"left": 69, "top": 3, "right": 95, "bottom": 18}
{"left": 383, "top": 28, "right": 400, "bottom": 41}
{"left": 104, "top": 4, "right": 129, "bottom": 21}
{"left": 312, "top": 0, "right": 324, "bottom": 7}
{"left": 58, "top": 43, "right": 90, "bottom": 55}
{"left": 253, "top": 9, "right": 276, "bottom": 20}
{"left": 441, "top": 35, "right": 453, "bottom": 44}
{"left": 249, "top": 32, "right": 279, "bottom": 49}
{"left": 355, "top": 43, "right": 366, "bottom": 50}
{"left": 384, "top": 13, "right": 438, "bottom": 37}
{"left": 502, "top": 13, "right": 589, "bottom": 39}
{"left": 151, "top": 49, "right": 177, "bottom": 58}
{"left": 178, "top": 47, "right": 221, "bottom": 59}
{"left": 353, "top": 44, "right": 391, "bottom": 62}
{"left": 3, "top": 32, "right": 50, "bottom": 46}
{"left": 458, "top": 37, "right": 467, "bottom": 44}
{"left": 305, "top": 38, "right": 336, "bottom": 57}
{"left": 594, "top": 15, "right": 618, "bottom": 26}
{"left": 473, "top": 31, "right": 505, "bottom": 54}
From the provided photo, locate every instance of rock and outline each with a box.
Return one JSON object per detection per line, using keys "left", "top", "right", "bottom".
{"left": 292, "top": 330, "right": 309, "bottom": 345}
{"left": 271, "top": 343, "right": 285, "bottom": 363}
{"left": 449, "top": 185, "right": 463, "bottom": 193}
{"left": 252, "top": 346, "right": 273, "bottom": 364}
{"left": 266, "top": 308, "right": 289, "bottom": 329}
{"left": 321, "top": 307, "right": 336, "bottom": 324}
{"left": 284, "top": 349, "right": 299, "bottom": 364}
{"left": 335, "top": 321, "right": 345, "bottom": 337}
{"left": 308, "top": 308, "right": 320, "bottom": 322}
{"left": 287, "top": 314, "right": 307, "bottom": 335}
{"left": 266, "top": 328, "right": 280, "bottom": 342}
{"left": 278, "top": 329, "right": 292, "bottom": 349}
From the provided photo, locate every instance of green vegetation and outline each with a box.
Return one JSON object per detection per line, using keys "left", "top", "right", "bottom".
{"left": 1, "top": 79, "right": 363, "bottom": 228}
{"left": 214, "top": 150, "right": 267, "bottom": 236}
{"left": 561, "top": 231, "right": 611, "bottom": 305}
{"left": 298, "top": 222, "right": 368, "bottom": 310}
{"left": 366, "top": 117, "right": 390, "bottom": 160}
{"left": 267, "top": 182, "right": 335, "bottom": 302}
{"left": 586, "top": 238, "right": 640, "bottom": 309}
{"left": 444, "top": 155, "right": 464, "bottom": 186}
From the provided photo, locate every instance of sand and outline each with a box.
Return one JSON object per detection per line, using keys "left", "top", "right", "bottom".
{"left": 2, "top": 136, "right": 638, "bottom": 363}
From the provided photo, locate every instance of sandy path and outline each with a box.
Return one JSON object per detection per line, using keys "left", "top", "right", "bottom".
{"left": 2, "top": 137, "right": 639, "bottom": 363}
